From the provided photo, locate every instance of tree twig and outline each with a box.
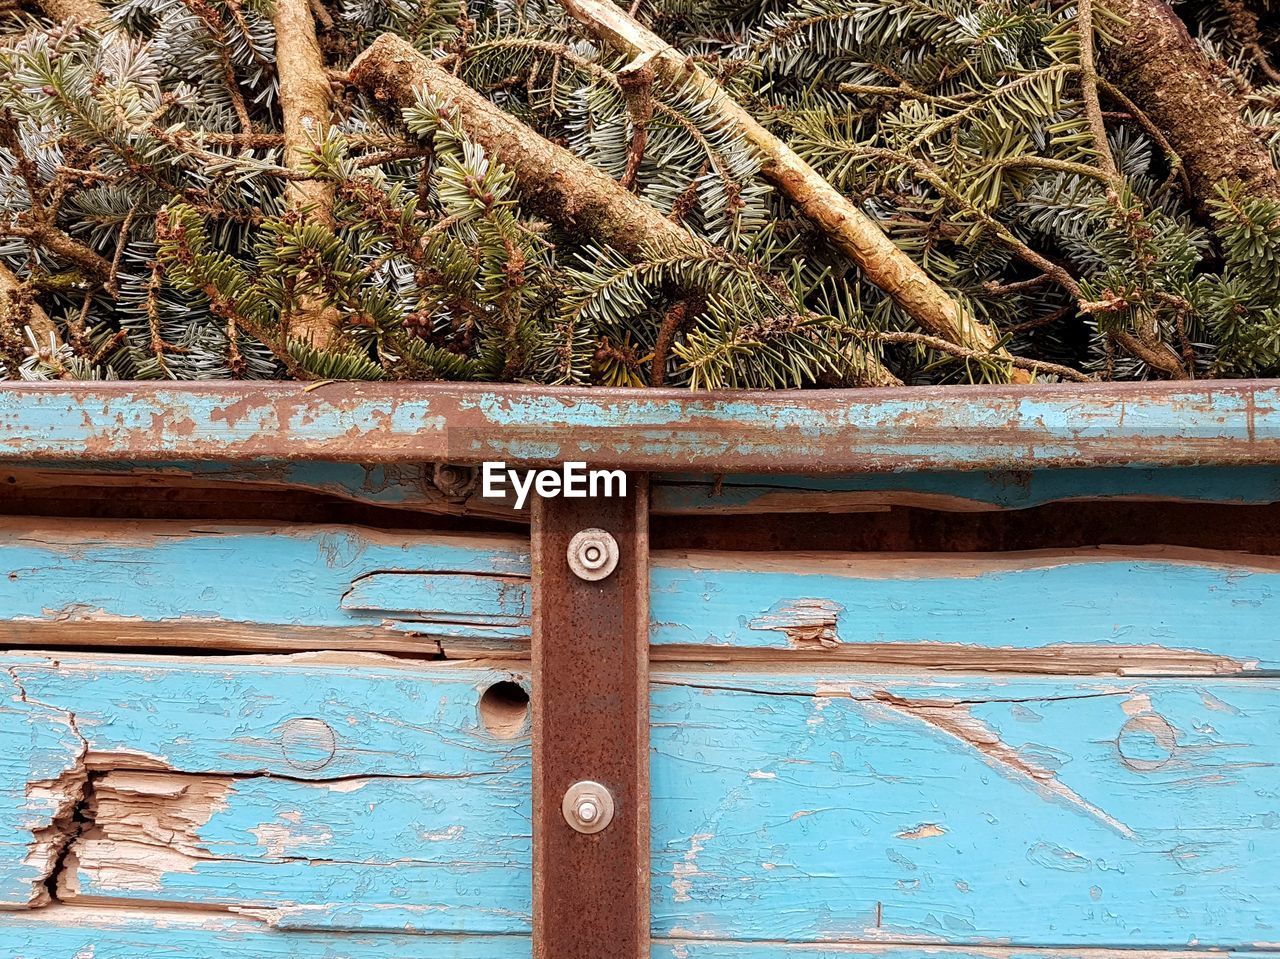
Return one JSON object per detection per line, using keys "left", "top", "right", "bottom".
{"left": 617, "top": 57, "right": 653, "bottom": 192}
{"left": 859, "top": 328, "right": 1094, "bottom": 382}
{"left": 0, "top": 260, "right": 59, "bottom": 348}
{"left": 1074, "top": 0, "right": 1118, "bottom": 182}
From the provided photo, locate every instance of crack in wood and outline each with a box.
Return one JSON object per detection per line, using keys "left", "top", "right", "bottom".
{"left": 871, "top": 691, "right": 1138, "bottom": 839}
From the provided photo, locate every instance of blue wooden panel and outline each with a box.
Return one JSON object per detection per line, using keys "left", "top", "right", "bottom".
{"left": 6, "top": 656, "right": 1280, "bottom": 946}
{"left": 0, "top": 519, "right": 526, "bottom": 646}
{"left": 649, "top": 548, "right": 1280, "bottom": 669}
{"left": 3, "top": 519, "right": 1278, "bottom": 669}
{"left": 7, "top": 910, "right": 1278, "bottom": 959}
{"left": 0, "top": 655, "right": 531, "bottom": 928}
{"left": 649, "top": 673, "right": 1280, "bottom": 945}
{"left": 2, "top": 912, "right": 526, "bottom": 958}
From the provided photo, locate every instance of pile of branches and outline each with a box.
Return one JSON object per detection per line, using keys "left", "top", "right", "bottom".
{"left": 3, "top": 0, "right": 1280, "bottom": 387}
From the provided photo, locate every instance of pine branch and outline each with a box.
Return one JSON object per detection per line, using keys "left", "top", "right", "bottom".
{"left": 350, "top": 36, "right": 899, "bottom": 386}
{"left": 553, "top": 0, "right": 1028, "bottom": 381}
{"left": 350, "top": 34, "right": 704, "bottom": 261}
{"left": 859, "top": 329, "right": 1094, "bottom": 383}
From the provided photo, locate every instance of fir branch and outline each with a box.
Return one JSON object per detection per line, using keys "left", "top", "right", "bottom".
{"left": 554, "top": 0, "right": 1022, "bottom": 373}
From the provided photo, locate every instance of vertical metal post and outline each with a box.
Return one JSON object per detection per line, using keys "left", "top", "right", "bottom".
{"left": 531, "top": 474, "right": 649, "bottom": 959}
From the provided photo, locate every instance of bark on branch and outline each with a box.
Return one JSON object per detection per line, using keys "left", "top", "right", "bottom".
{"left": 1102, "top": 0, "right": 1280, "bottom": 201}
{"left": 349, "top": 33, "right": 901, "bottom": 386}
{"left": 553, "top": 0, "right": 1023, "bottom": 377}
{"left": 33, "top": 0, "right": 107, "bottom": 22}
{"left": 351, "top": 34, "right": 711, "bottom": 261}
{"left": 0, "top": 261, "right": 58, "bottom": 348}
{"left": 271, "top": 0, "right": 340, "bottom": 346}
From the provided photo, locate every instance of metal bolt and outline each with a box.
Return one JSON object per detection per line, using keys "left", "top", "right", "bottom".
{"left": 566, "top": 528, "right": 619, "bottom": 581}
{"left": 432, "top": 462, "right": 477, "bottom": 499}
{"left": 562, "top": 780, "right": 614, "bottom": 834}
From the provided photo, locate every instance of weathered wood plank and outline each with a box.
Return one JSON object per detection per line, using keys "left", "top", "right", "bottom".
{"left": 649, "top": 546, "right": 1280, "bottom": 671}
{"left": 5, "top": 381, "right": 1280, "bottom": 472}
{"left": 3, "top": 519, "right": 1279, "bottom": 671}
{"left": 0, "top": 518, "right": 528, "bottom": 649}
{"left": 0, "top": 653, "right": 531, "bottom": 929}
{"left": 8, "top": 909, "right": 1280, "bottom": 959}
{"left": 13, "top": 462, "right": 1280, "bottom": 517}
{"left": 654, "top": 465, "right": 1280, "bottom": 513}
{"left": 3, "top": 908, "right": 526, "bottom": 958}
{"left": 5, "top": 655, "right": 1280, "bottom": 945}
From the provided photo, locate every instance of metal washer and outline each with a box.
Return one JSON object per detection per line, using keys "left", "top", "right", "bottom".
{"left": 562, "top": 780, "right": 615, "bottom": 834}
{"left": 566, "top": 528, "right": 619, "bottom": 581}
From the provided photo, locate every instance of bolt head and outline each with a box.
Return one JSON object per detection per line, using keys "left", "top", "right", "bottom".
{"left": 566, "top": 529, "right": 619, "bottom": 581}
{"left": 562, "top": 780, "right": 614, "bottom": 834}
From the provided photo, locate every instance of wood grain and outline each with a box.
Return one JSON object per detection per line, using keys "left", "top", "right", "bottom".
{"left": 3, "top": 519, "right": 1278, "bottom": 672}
{"left": 5, "top": 654, "right": 1280, "bottom": 946}
{"left": 10, "top": 908, "right": 1279, "bottom": 958}
{"left": 13, "top": 462, "right": 1280, "bottom": 518}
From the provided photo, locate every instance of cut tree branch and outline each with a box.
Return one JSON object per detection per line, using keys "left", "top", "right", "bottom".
{"left": 348, "top": 33, "right": 901, "bottom": 386}
{"left": 1102, "top": 0, "right": 1280, "bottom": 201}
{"left": 33, "top": 0, "right": 107, "bottom": 21}
{"left": 0, "top": 261, "right": 59, "bottom": 347}
{"left": 272, "top": 0, "right": 340, "bottom": 346}
{"left": 553, "top": 0, "right": 1028, "bottom": 381}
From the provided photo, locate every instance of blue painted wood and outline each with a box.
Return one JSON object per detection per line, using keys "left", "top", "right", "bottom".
{"left": 342, "top": 572, "right": 530, "bottom": 623}
{"left": 3, "top": 382, "right": 1280, "bottom": 471}
{"left": 648, "top": 548, "right": 1280, "bottom": 668}
{"left": 0, "top": 671, "right": 85, "bottom": 908}
{"left": 0, "top": 519, "right": 526, "bottom": 644}
{"left": 7, "top": 655, "right": 1280, "bottom": 946}
{"left": 2, "top": 912, "right": 527, "bottom": 958}
{"left": 4, "top": 519, "right": 1278, "bottom": 668}
{"left": 649, "top": 673, "right": 1280, "bottom": 945}
{"left": 0, "top": 655, "right": 530, "bottom": 929}
{"left": 7, "top": 911, "right": 1277, "bottom": 959}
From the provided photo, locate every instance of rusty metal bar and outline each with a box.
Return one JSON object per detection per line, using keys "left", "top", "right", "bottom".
{"left": 530, "top": 475, "right": 649, "bottom": 959}
{"left": 3, "top": 381, "right": 1280, "bottom": 471}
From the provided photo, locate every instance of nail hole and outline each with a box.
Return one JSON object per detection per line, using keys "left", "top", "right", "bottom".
{"left": 479, "top": 680, "right": 530, "bottom": 739}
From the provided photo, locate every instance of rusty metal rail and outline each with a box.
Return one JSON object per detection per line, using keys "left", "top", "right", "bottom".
{"left": 531, "top": 477, "right": 649, "bottom": 959}
{"left": 3, "top": 381, "right": 1280, "bottom": 471}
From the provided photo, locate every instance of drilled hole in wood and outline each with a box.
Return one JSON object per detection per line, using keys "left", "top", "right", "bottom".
{"left": 479, "top": 680, "right": 530, "bottom": 738}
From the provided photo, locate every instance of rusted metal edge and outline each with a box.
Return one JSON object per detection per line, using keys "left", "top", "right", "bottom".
{"left": 531, "top": 476, "right": 649, "bottom": 959}
{"left": 2, "top": 380, "right": 1280, "bottom": 471}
